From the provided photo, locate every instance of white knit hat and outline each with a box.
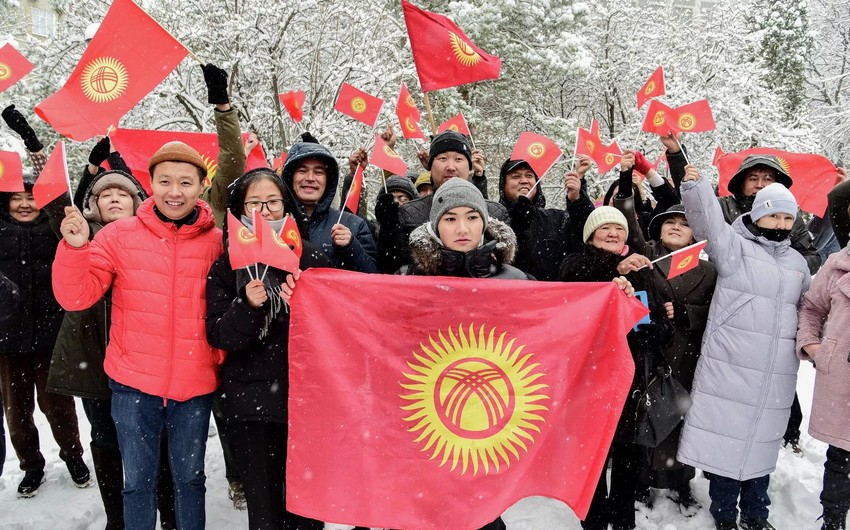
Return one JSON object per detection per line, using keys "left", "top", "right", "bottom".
{"left": 750, "top": 183, "right": 798, "bottom": 222}
{"left": 583, "top": 206, "right": 629, "bottom": 243}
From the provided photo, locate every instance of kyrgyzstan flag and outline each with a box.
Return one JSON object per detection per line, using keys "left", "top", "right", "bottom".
{"left": 34, "top": 0, "right": 188, "bottom": 141}
{"left": 254, "top": 212, "right": 299, "bottom": 273}
{"left": 0, "top": 151, "right": 25, "bottom": 192}
{"left": 226, "top": 211, "right": 262, "bottom": 270}
{"left": 589, "top": 117, "right": 601, "bottom": 138}
{"left": 109, "top": 127, "right": 267, "bottom": 194}
{"left": 510, "top": 132, "right": 562, "bottom": 178}
{"left": 343, "top": 166, "right": 365, "bottom": 215}
{"left": 287, "top": 269, "right": 648, "bottom": 530}
{"left": 636, "top": 66, "right": 665, "bottom": 110}
{"left": 334, "top": 83, "right": 383, "bottom": 128}
{"left": 280, "top": 214, "right": 303, "bottom": 258}
{"left": 670, "top": 99, "right": 716, "bottom": 133}
{"left": 575, "top": 127, "right": 602, "bottom": 161}
{"left": 641, "top": 99, "right": 677, "bottom": 136}
{"left": 0, "top": 43, "right": 35, "bottom": 94}
{"left": 437, "top": 112, "right": 471, "bottom": 135}
{"left": 711, "top": 145, "right": 725, "bottom": 167}
{"left": 596, "top": 141, "right": 623, "bottom": 174}
{"left": 370, "top": 134, "right": 408, "bottom": 177}
{"left": 402, "top": 0, "right": 501, "bottom": 92}
{"left": 717, "top": 148, "right": 840, "bottom": 216}
{"left": 664, "top": 240, "right": 707, "bottom": 279}
{"left": 396, "top": 82, "right": 426, "bottom": 140}
{"left": 33, "top": 141, "right": 73, "bottom": 209}
{"left": 279, "top": 90, "right": 305, "bottom": 123}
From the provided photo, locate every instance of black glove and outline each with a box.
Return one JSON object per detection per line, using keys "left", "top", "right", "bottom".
{"left": 88, "top": 136, "right": 111, "bottom": 167}
{"left": 300, "top": 132, "right": 319, "bottom": 144}
{"left": 1, "top": 105, "right": 43, "bottom": 152}
{"left": 200, "top": 63, "right": 229, "bottom": 105}
{"left": 375, "top": 192, "right": 400, "bottom": 228}
{"left": 508, "top": 195, "right": 535, "bottom": 232}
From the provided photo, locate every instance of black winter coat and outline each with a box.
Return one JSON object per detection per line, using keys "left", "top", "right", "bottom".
{"left": 0, "top": 271, "right": 19, "bottom": 322}
{"left": 0, "top": 201, "right": 63, "bottom": 356}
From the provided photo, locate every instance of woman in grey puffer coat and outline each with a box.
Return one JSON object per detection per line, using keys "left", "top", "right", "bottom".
{"left": 677, "top": 166, "right": 810, "bottom": 530}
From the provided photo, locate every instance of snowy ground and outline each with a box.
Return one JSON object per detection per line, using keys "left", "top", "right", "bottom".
{"left": 0, "top": 363, "right": 828, "bottom": 529}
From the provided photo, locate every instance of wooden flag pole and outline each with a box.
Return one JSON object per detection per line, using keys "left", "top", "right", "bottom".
{"left": 423, "top": 92, "right": 437, "bottom": 136}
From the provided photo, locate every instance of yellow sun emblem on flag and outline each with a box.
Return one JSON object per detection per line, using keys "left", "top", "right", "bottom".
{"left": 449, "top": 32, "right": 482, "bottom": 67}
{"left": 677, "top": 255, "right": 693, "bottom": 269}
{"left": 404, "top": 117, "right": 417, "bottom": 133}
{"left": 0, "top": 62, "right": 10, "bottom": 81}
{"left": 0, "top": 160, "right": 5, "bottom": 179}
{"left": 236, "top": 226, "right": 256, "bottom": 244}
{"left": 447, "top": 124, "right": 460, "bottom": 132}
{"left": 81, "top": 57, "right": 128, "bottom": 103}
{"left": 285, "top": 228, "right": 301, "bottom": 251}
{"left": 653, "top": 110, "right": 666, "bottom": 127}
{"left": 351, "top": 97, "right": 367, "bottom": 114}
{"left": 585, "top": 140, "right": 596, "bottom": 154}
{"left": 400, "top": 324, "right": 549, "bottom": 476}
{"left": 605, "top": 153, "right": 616, "bottom": 165}
{"left": 527, "top": 142, "right": 546, "bottom": 159}
{"left": 202, "top": 155, "right": 219, "bottom": 187}
{"left": 383, "top": 145, "right": 400, "bottom": 158}
{"left": 644, "top": 81, "right": 656, "bottom": 95}
{"left": 405, "top": 94, "right": 416, "bottom": 108}
{"left": 776, "top": 157, "right": 792, "bottom": 175}
{"left": 677, "top": 113, "right": 696, "bottom": 131}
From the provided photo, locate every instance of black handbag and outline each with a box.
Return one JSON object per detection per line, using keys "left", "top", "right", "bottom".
{"left": 633, "top": 354, "right": 693, "bottom": 448}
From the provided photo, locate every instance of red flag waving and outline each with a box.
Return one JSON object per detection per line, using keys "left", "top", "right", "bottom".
{"left": 370, "top": 134, "right": 409, "bottom": 177}
{"left": 33, "top": 141, "right": 72, "bottom": 209}
{"left": 641, "top": 99, "right": 677, "bottom": 136}
{"left": 34, "top": 0, "right": 188, "bottom": 141}
{"left": 596, "top": 141, "right": 623, "bottom": 174}
{"left": 402, "top": 0, "right": 501, "bottom": 92}
{"left": 575, "top": 127, "right": 602, "bottom": 161}
{"left": 110, "top": 128, "right": 267, "bottom": 194}
{"left": 255, "top": 213, "right": 299, "bottom": 273}
{"left": 226, "top": 211, "right": 262, "bottom": 270}
{"left": 711, "top": 145, "right": 725, "bottom": 167}
{"left": 287, "top": 269, "right": 648, "bottom": 530}
{"left": 0, "top": 44, "right": 35, "bottom": 94}
{"left": 280, "top": 214, "right": 303, "bottom": 258}
{"left": 437, "top": 113, "right": 470, "bottom": 135}
{"left": 717, "top": 148, "right": 839, "bottom": 216}
{"left": 396, "top": 82, "right": 426, "bottom": 140}
{"left": 510, "top": 132, "right": 562, "bottom": 178}
{"left": 279, "top": 90, "right": 305, "bottom": 123}
{"left": 0, "top": 151, "right": 25, "bottom": 192}
{"left": 637, "top": 66, "right": 665, "bottom": 110}
{"left": 589, "top": 118, "right": 601, "bottom": 138}
{"left": 665, "top": 240, "right": 707, "bottom": 279}
{"left": 334, "top": 83, "right": 383, "bottom": 128}
{"left": 343, "top": 166, "right": 365, "bottom": 215}
{"left": 671, "top": 99, "right": 716, "bottom": 133}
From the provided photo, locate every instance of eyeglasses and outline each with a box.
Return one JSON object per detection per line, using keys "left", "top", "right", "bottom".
{"left": 244, "top": 199, "right": 285, "bottom": 213}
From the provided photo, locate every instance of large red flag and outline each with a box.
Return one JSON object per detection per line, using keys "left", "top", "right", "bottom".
{"left": 280, "top": 214, "right": 303, "bottom": 258}
{"left": 510, "top": 132, "right": 562, "bottom": 178}
{"left": 33, "top": 141, "right": 72, "bottom": 209}
{"left": 334, "top": 83, "right": 383, "bottom": 128}
{"left": 717, "top": 148, "right": 839, "bottom": 216}
{"left": 278, "top": 90, "right": 305, "bottom": 123}
{"left": 226, "top": 211, "right": 262, "bottom": 270}
{"left": 396, "top": 82, "right": 426, "bottom": 140}
{"left": 636, "top": 66, "right": 665, "bottom": 110}
{"left": 287, "top": 269, "right": 648, "bottom": 530}
{"left": 110, "top": 128, "right": 267, "bottom": 194}
{"left": 0, "top": 44, "right": 35, "bottom": 94}
{"left": 664, "top": 240, "right": 707, "bottom": 279}
{"left": 402, "top": 0, "right": 501, "bottom": 92}
{"left": 34, "top": 0, "right": 188, "bottom": 141}
{"left": 370, "top": 135, "right": 408, "bottom": 177}
{"left": 343, "top": 166, "right": 365, "bottom": 215}
{"left": 0, "top": 151, "right": 25, "bottom": 192}
{"left": 437, "top": 112, "right": 471, "bottom": 135}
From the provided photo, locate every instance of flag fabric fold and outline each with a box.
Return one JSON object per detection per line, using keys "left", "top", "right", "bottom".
{"left": 280, "top": 214, "right": 303, "bottom": 258}
{"left": 0, "top": 151, "right": 25, "bottom": 192}
{"left": 396, "top": 82, "right": 426, "bottom": 140}
{"left": 402, "top": 0, "right": 501, "bottom": 92}
{"left": 33, "top": 141, "right": 72, "bottom": 209}
{"left": 226, "top": 211, "right": 262, "bottom": 270}
{"left": 254, "top": 212, "right": 299, "bottom": 273}
{"left": 0, "top": 44, "right": 35, "bottom": 94}
{"left": 343, "top": 166, "right": 365, "bottom": 215}
{"left": 34, "top": 0, "right": 188, "bottom": 141}
{"left": 370, "top": 135, "right": 408, "bottom": 177}
{"left": 287, "top": 269, "right": 648, "bottom": 530}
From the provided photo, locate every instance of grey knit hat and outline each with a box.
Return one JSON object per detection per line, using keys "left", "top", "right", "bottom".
{"left": 83, "top": 170, "right": 147, "bottom": 223}
{"left": 582, "top": 206, "right": 629, "bottom": 243}
{"left": 429, "top": 178, "right": 488, "bottom": 234}
{"left": 428, "top": 130, "right": 472, "bottom": 170}
{"left": 750, "top": 182, "right": 798, "bottom": 222}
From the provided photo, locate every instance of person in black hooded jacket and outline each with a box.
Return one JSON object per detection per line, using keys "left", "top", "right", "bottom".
{"left": 206, "top": 167, "right": 331, "bottom": 530}
{"left": 498, "top": 157, "right": 594, "bottom": 281}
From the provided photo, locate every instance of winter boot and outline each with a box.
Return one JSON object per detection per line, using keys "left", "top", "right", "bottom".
{"left": 66, "top": 456, "right": 92, "bottom": 488}
{"left": 91, "top": 444, "right": 124, "bottom": 530}
{"left": 740, "top": 517, "right": 776, "bottom": 530}
{"left": 715, "top": 521, "right": 738, "bottom": 530}
{"left": 670, "top": 484, "right": 702, "bottom": 517}
{"left": 17, "top": 469, "right": 45, "bottom": 498}
{"left": 822, "top": 511, "right": 848, "bottom": 530}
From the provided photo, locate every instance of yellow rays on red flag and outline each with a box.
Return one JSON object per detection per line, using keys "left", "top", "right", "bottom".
{"left": 401, "top": 0, "right": 501, "bottom": 92}
{"left": 596, "top": 141, "right": 623, "bottom": 174}
{"left": 255, "top": 211, "right": 299, "bottom": 273}
{"left": 510, "top": 132, "right": 562, "bottom": 178}
{"left": 370, "top": 134, "right": 409, "bottom": 177}
{"left": 641, "top": 99, "right": 716, "bottom": 136}
{"left": 637, "top": 66, "right": 665, "bottom": 110}
{"left": 0, "top": 151, "right": 25, "bottom": 192}
{"left": 280, "top": 214, "right": 303, "bottom": 259}
{"left": 33, "top": 141, "right": 73, "bottom": 209}
{"left": 226, "top": 211, "right": 262, "bottom": 270}
{"left": 666, "top": 241, "right": 707, "bottom": 279}
{"left": 34, "top": 0, "right": 188, "bottom": 141}
{"left": 334, "top": 83, "right": 383, "bottom": 128}
{"left": 0, "top": 44, "right": 34, "bottom": 94}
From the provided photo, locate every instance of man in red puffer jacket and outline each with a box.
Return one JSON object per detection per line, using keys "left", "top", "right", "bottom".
{"left": 52, "top": 141, "right": 224, "bottom": 530}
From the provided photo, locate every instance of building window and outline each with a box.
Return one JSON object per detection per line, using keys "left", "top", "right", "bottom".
{"left": 31, "top": 8, "right": 56, "bottom": 37}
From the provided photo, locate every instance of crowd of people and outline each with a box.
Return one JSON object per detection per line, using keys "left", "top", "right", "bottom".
{"left": 0, "top": 62, "right": 848, "bottom": 530}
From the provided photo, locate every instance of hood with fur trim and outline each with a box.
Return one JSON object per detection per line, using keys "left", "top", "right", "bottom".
{"left": 407, "top": 217, "right": 517, "bottom": 276}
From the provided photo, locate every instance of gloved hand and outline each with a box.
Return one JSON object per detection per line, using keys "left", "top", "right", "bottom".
{"left": 1, "top": 105, "right": 43, "bottom": 152}
{"left": 88, "top": 137, "right": 111, "bottom": 167}
{"left": 508, "top": 195, "right": 535, "bottom": 232}
{"left": 374, "top": 192, "right": 400, "bottom": 228}
{"left": 633, "top": 151, "right": 652, "bottom": 175}
{"left": 200, "top": 63, "right": 229, "bottom": 105}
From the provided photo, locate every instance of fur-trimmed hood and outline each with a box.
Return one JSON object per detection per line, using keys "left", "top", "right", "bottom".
{"left": 407, "top": 217, "right": 520, "bottom": 277}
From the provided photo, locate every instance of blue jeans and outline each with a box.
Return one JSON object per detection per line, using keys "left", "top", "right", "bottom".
{"left": 705, "top": 472, "right": 770, "bottom": 523}
{"left": 110, "top": 380, "right": 213, "bottom": 530}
